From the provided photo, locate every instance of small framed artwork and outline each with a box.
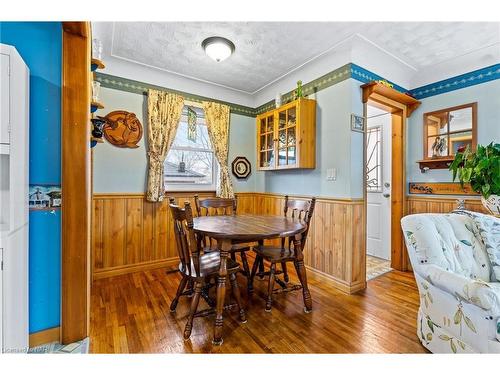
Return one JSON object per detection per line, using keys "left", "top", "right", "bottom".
{"left": 232, "top": 156, "right": 251, "bottom": 179}
{"left": 351, "top": 114, "right": 365, "bottom": 133}
{"left": 29, "top": 185, "right": 61, "bottom": 210}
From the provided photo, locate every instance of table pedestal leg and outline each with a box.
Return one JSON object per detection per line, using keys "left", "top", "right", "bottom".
{"left": 213, "top": 239, "right": 230, "bottom": 345}
{"left": 293, "top": 233, "right": 312, "bottom": 312}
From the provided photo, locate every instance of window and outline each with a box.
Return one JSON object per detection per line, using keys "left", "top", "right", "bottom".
{"left": 164, "top": 105, "right": 216, "bottom": 190}
{"left": 366, "top": 126, "right": 382, "bottom": 192}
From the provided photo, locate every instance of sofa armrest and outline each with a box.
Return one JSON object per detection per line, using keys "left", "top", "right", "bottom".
{"left": 419, "top": 264, "right": 500, "bottom": 316}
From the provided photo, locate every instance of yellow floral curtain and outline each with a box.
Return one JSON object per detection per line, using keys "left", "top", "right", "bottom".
{"left": 202, "top": 101, "right": 234, "bottom": 198}
{"left": 146, "top": 89, "right": 184, "bottom": 202}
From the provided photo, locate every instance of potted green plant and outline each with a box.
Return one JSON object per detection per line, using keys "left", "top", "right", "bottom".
{"left": 449, "top": 142, "right": 500, "bottom": 216}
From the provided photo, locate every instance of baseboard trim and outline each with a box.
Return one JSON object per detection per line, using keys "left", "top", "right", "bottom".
{"left": 305, "top": 265, "right": 367, "bottom": 294}
{"left": 93, "top": 258, "right": 179, "bottom": 280}
{"left": 29, "top": 326, "right": 60, "bottom": 348}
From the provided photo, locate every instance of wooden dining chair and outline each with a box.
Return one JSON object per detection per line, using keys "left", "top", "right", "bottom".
{"left": 249, "top": 195, "right": 316, "bottom": 312}
{"left": 194, "top": 195, "right": 254, "bottom": 283}
{"left": 168, "top": 199, "right": 246, "bottom": 340}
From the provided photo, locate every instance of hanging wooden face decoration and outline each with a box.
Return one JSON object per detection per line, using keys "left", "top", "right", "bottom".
{"left": 102, "top": 110, "right": 143, "bottom": 148}
{"left": 231, "top": 156, "right": 251, "bottom": 179}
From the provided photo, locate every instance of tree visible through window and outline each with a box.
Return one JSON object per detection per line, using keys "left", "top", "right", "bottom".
{"left": 165, "top": 106, "right": 216, "bottom": 189}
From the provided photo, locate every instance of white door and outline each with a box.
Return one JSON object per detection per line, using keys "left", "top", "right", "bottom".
{"left": 366, "top": 110, "right": 392, "bottom": 260}
{"left": 1, "top": 53, "right": 9, "bottom": 145}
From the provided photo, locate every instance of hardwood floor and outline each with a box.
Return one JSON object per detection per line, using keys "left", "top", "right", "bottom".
{"left": 90, "top": 261, "right": 428, "bottom": 353}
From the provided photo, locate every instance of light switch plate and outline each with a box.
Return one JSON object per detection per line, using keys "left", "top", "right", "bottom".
{"left": 326, "top": 168, "right": 337, "bottom": 181}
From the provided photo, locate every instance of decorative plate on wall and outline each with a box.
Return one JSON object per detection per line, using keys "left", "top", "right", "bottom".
{"left": 231, "top": 156, "right": 251, "bottom": 179}
{"left": 102, "top": 110, "right": 143, "bottom": 148}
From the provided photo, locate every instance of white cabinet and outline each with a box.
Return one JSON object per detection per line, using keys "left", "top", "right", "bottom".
{"left": 0, "top": 44, "right": 29, "bottom": 353}
{"left": 1, "top": 53, "right": 9, "bottom": 148}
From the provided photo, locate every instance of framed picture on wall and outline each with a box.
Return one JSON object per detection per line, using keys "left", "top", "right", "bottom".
{"left": 28, "top": 185, "right": 61, "bottom": 210}
{"left": 351, "top": 114, "right": 365, "bottom": 133}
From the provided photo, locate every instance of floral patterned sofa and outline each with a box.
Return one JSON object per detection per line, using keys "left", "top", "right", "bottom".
{"left": 401, "top": 210, "right": 500, "bottom": 353}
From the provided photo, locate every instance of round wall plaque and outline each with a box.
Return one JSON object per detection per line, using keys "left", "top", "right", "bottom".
{"left": 231, "top": 156, "right": 251, "bottom": 179}
{"left": 102, "top": 110, "right": 143, "bottom": 148}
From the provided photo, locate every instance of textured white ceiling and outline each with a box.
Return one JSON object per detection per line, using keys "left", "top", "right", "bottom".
{"left": 106, "top": 22, "right": 500, "bottom": 93}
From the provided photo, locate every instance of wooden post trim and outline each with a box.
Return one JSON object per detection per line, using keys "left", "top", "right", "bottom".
{"left": 61, "top": 21, "right": 91, "bottom": 344}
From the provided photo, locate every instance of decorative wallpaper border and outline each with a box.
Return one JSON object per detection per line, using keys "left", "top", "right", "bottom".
{"left": 97, "top": 62, "right": 500, "bottom": 118}
{"left": 95, "top": 73, "right": 256, "bottom": 117}
{"left": 254, "top": 63, "right": 353, "bottom": 115}
{"left": 410, "top": 64, "right": 500, "bottom": 99}
{"left": 350, "top": 63, "right": 408, "bottom": 93}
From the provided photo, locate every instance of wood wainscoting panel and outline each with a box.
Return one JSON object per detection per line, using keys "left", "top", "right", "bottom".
{"left": 92, "top": 192, "right": 215, "bottom": 279}
{"left": 407, "top": 196, "right": 487, "bottom": 215}
{"left": 238, "top": 193, "right": 365, "bottom": 293}
{"left": 92, "top": 192, "right": 365, "bottom": 293}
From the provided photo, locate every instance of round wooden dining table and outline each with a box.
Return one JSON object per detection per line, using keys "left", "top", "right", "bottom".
{"left": 192, "top": 214, "right": 311, "bottom": 345}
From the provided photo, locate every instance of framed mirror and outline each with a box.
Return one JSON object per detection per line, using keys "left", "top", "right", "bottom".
{"left": 423, "top": 102, "right": 477, "bottom": 159}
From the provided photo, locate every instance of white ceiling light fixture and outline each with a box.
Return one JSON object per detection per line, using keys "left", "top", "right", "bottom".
{"left": 202, "top": 36, "right": 235, "bottom": 62}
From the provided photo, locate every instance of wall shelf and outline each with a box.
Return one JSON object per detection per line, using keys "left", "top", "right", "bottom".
{"left": 91, "top": 58, "right": 105, "bottom": 71}
{"left": 90, "top": 56, "right": 105, "bottom": 147}
{"left": 417, "top": 156, "right": 455, "bottom": 172}
{"left": 409, "top": 182, "right": 479, "bottom": 195}
{"left": 91, "top": 101, "right": 104, "bottom": 113}
{"left": 361, "top": 81, "right": 421, "bottom": 117}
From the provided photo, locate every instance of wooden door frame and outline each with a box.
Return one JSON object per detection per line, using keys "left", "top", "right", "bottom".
{"left": 362, "top": 90, "right": 419, "bottom": 271}
{"left": 61, "top": 21, "right": 91, "bottom": 344}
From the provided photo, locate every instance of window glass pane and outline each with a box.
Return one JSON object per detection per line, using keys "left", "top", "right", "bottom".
{"left": 279, "top": 111, "right": 286, "bottom": 129}
{"left": 260, "top": 118, "right": 266, "bottom": 134}
{"left": 267, "top": 150, "right": 274, "bottom": 166}
{"left": 165, "top": 149, "right": 213, "bottom": 185}
{"left": 260, "top": 151, "right": 267, "bottom": 168}
{"left": 449, "top": 107, "right": 473, "bottom": 132}
{"left": 287, "top": 107, "right": 296, "bottom": 127}
{"left": 426, "top": 114, "right": 447, "bottom": 136}
{"left": 267, "top": 115, "right": 274, "bottom": 132}
{"left": 260, "top": 135, "right": 266, "bottom": 151}
{"left": 171, "top": 121, "right": 211, "bottom": 150}
{"left": 450, "top": 131, "right": 473, "bottom": 154}
{"left": 427, "top": 135, "right": 448, "bottom": 158}
{"left": 278, "top": 129, "right": 286, "bottom": 148}
{"left": 266, "top": 134, "right": 273, "bottom": 150}
{"left": 287, "top": 146, "right": 296, "bottom": 165}
{"left": 278, "top": 148, "right": 286, "bottom": 166}
{"left": 366, "top": 126, "right": 382, "bottom": 192}
{"left": 287, "top": 128, "right": 296, "bottom": 146}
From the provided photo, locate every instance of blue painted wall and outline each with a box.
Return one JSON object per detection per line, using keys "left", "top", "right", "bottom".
{"left": 93, "top": 87, "right": 259, "bottom": 194}
{"left": 407, "top": 79, "right": 500, "bottom": 183}
{"left": 0, "top": 22, "right": 62, "bottom": 333}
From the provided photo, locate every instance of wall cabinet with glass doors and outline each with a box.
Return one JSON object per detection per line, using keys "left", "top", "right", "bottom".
{"left": 256, "top": 98, "right": 316, "bottom": 170}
